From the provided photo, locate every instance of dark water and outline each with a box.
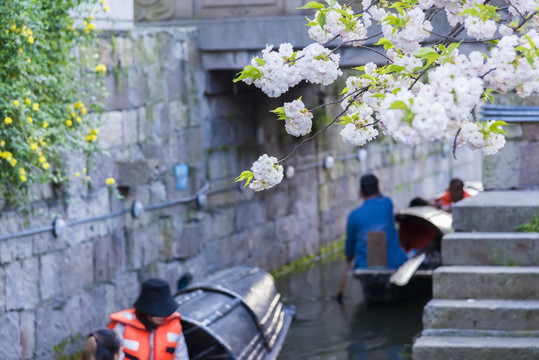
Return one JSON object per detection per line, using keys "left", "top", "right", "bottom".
{"left": 275, "top": 255, "right": 429, "bottom": 360}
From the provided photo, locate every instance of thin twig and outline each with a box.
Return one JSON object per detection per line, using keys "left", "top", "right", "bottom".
{"left": 279, "top": 88, "right": 368, "bottom": 164}
{"left": 452, "top": 128, "right": 461, "bottom": 160}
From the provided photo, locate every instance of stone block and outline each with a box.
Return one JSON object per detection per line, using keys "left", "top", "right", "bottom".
{"left": 117, "top": 159, "right": 160, "bottom": 187}
{"left": 185, "top": 126, "right": 203, "bottom": 164}
{"left": 207, "top": 150, "right": 239, "bottom": 181}
{"left": 0, "top": 267, "right": 4, "bottom": 313}
{"left": 166, "top": 62, "right": 184, "bottom": 99}
{"left": 147, "top": 65, "right": 165, "bottom": 101}
{"left": 154, "top": 102, "right": 171, "bottom": 138}
{"left": 40, "top": 252, "right": 63, "bottom": 301}
{"left": 170, "top": 100, "right": 189, "bottom": 131}
{"left": 0, "top": 311, "right": 21, "bottom": 360}
{"left": 114, "top": 271, "right": 139, "bottom": 311}
{"left": 520, "top": 142, "right": 539, "bottom": 189}
{"left": 123, "top": 109, "right": 138, "bottom": 145}
{"left": 433, "top": 266, "right": 539, "bottom": 300}
{"left": 482, "top": 141, "right": 521, "bottom": 190}
{"left": 99, "top": 111, "right": 124, "bottom": 150}
{"left": 413, "top": 336, "right": 539, "bottom": 360}
{"left": 423, "top": 298, "right": 539, "bottom": 331}
{"left": 35, "top": 294, "right": 84, "bottom": 358}
{"left": 117, "top": 36, "right": 134, "bottom": 68}
{"left": 105, "top": 71, "right": 130, "bottom": 111}
{"left": 94, "top": 233, "right": 123, "bottom": 283}
{"left": 134, "top": 35, "right": 158, "bottom": 65}
{"left": 0, "top": 237, "right": 33, "bottom": 264}
{"left": 5, "top": 258, "right": 39, "bottom": 310}
{"left": 522, "top": 123, "right": 539, "bottom": 141}
{"left": 20, "top": 311, "right": 35, "bottom": 360}
{"left": 452, "top": 190, "right": 539, "bottom": 232}
{"left": 442, "top": 232, "right": 539, "bottom": 266}
{"left": 204, "top": 207, "right": 236, "bottom": 239}
{"left": 130, "top": 67, "right": 148, "bottom": 107}
{"left": 172, "top": 222, "right": 203, "bottom": 260}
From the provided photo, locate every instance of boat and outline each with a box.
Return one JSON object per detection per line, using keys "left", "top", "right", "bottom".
{"left": 353, "top": 206, "right": 452, "bottom": 303}
{"left": 174, "top": 266, "right": 295, "bottom": 360}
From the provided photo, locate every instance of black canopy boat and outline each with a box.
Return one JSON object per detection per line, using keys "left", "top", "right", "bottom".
{"left": 353, "top": 206, "right": 452, "bottom": 303}
{"left": 174, "top": 266, "right": 295, "bottom": 360}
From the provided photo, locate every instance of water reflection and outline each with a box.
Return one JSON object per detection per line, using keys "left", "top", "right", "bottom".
{"left": 275, "top": 254, "right": 429, "bottom": 360}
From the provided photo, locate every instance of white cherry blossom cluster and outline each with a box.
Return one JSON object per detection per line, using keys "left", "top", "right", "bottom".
{"left": 249, "top": 154, "right": 284, "bottom": 191}
{"left": 340, "top": 102, "right": 379, "bottom": 146}
{"left": 283, "top": 99, "right": 313, "bottom": 137}
{"left": 308, "top": 4, "right": 369, "bottom": 46}
{"left": 381, "top": 6, "right": 433, "bottom": 53}
{"left": 241, "top": 43, "right": 341, "bottom": 97}
{"left": 461, "top": 121, "right": 506, "bottom": 155}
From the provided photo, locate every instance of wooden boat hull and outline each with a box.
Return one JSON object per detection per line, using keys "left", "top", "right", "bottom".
{"left": 354, "top": 269, "right": 433, "bottom": 303}
{"left": 174, "top": 266, "right": 294, "bottom": 360}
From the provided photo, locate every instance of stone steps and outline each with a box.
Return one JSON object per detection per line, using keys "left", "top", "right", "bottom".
{"left": 451, "top": 190, "right": 539, "bottom": 232}
{"left": 413, "top": 335, "right": 539, "bottom": 360}
{"left": 442, "top": 232, "right": 539, "bottom": 266}
{"left": 432, "top": 265, "right": 539, "bottom": 300}
{"left": 423, "top": 299, "right": 539, "bottom": 331}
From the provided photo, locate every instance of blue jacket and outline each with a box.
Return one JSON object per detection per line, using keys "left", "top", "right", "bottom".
{"left": 345, "top": 195, "right": 406, "bottom": 269}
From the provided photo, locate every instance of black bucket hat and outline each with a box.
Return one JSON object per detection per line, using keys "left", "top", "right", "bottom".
{"left": 134, "top": 278, "right": 179, "bottom": 317}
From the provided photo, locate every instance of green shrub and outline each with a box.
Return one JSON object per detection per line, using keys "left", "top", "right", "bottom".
{"left": 515, "top": 211, "right": 539, "bottom": 233}
{"left": 0, "top": 0, "right": 108, "bottom": 206}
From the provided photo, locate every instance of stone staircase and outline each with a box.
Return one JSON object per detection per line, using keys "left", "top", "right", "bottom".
{"left": 412, "top": 191, "right": 539, "bottom": 360}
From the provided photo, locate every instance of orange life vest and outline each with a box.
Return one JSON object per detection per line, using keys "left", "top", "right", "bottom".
{"left": 108, "top": 309, "right": 183, "bottom": 360}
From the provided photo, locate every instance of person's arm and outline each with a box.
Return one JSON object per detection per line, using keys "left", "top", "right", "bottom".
{"left": 174, "top": 333, "right": 190, "bottom": 360}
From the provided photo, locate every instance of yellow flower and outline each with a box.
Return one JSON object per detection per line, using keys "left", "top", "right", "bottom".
{"left": 33, "top": 103, "right": 39, "bottom": 111}
{"left": 76, "top": 117, "right": 82, "bottom": 123}
{"left": 27, "top": 116, "right": 33, "bottom": 124}
{"left": 42, "top": 121, "right": 48, "bottom": 128}
{"left": 20, "top": 175, "right": 27, "bottom": 182}
{"left": 10, "top": 158, "right": 17, "bottom": 166}
{"left": 68, "top": 25, "right": 73, "bottom": 31}
{"left": 101, "top": 0, "right": 106, "bottom": 4}
{"left": 81, "top": 107, "right": 87, "bottom": 115}
{"left": 5, "top": 29, "right": 8, "bottom": 34}
{"left": 38, "top": 138, "right": 44, "bottom": 144}
{"left": 30, "top": 143, "right": 38, "bottom": 151}
{"left": 74, "top": 101, "right": 84, "bottom": 109}
{"left": 71, "top": 112, "right": 76, "bottom": 118}
{"left": 13, "top": 100, "right": 20, "bottom": 107}
{"left": 42, "top": 162, "right": 49, "bottom": 170}
{"left": 89, "top": 15, "right": 95, "bottom": 20}
{"left": 83, "top": 168, "right": 87, "bottom": 173}
{"left": 39, "top": 156, "right": 46, "bottom": 163}
{"left": 91, "top": 128, "right": 99, "bottom": 135}
{"left": 95, "top": 64, "right": 107, "bottom": 74}
{"left": 25, "top": 98, "right": 31, "bottom": 105}
{"left": 66, "top": 119, "right": 73, "bottom": 127}
{"left": 26, "top": 58, "right": 31, "bottom": 63}
{"left": 28, "top": 36, "right": 34, "bottom": 44}
{"left": 106, "top": 177, "right": 115, "bottom": 185}
{"left": 18, "top": 47, "right": 23, "bottom": 54}
{"left": 104, "top": 5, "right": 110, "bottom": 11}
{"left": 0, "top": 140, "right": 4, "bottom": 147}
{"left": 4, "top": 117, "right": 12, "bottom": 124}
{"left": 10, "top": 24, "right": 16, "bottom": 31}
{"left": 75, "top": 172, "right": 80, "bottom": 177}
{"left": 27, "top": 28, "right": 32, "bottom": 36}
{"left": 19, "top": 167, "right": 25, "bottom": 174}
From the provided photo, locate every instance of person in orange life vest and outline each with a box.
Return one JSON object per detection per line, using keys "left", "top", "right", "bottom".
{"left": 108, "top": 278, "right": 189, "bottom": 360}
{"left": 435, "top": 178, "right": 471, "bottom": 213}
{"left": 80, "top": 328, "right": 122, "bottom": 360}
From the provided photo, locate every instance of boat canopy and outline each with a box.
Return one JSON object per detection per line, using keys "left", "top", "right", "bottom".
{"left": 396, "top": 206, "right": 452, "bottom": 252}
{"left": 174, "top": 266, "right": 294, "bottom": 360}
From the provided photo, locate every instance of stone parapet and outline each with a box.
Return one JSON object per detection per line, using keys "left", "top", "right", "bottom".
{"left": 452, "top": 190, "right": 539, "bottom": 232}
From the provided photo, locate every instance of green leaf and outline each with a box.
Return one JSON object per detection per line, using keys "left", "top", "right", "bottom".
{"left": 339, "top": 87, "right": 348, "bottom": 95}
{"left": 386, "top": 64, "right": 406, "bottom": 73}
{"left": 233, "top": 65, "right": 263, "bottom": 83}
{"left": 414, "top": 47, "right": 438, "bottom": 59}
{"left": 297, "top": 1, "right": 326, "bottom": 10}
{"left": 270, "top": 106, "right": 288, "bottom": 120}
{"left": 235, "top": 171, "right": 254, "bottom": 187}
{"left": 317, "top": 10, "right": 327, "bottom": 29}
{"left": 374, "top": 37, "right": 394, "bottom": 51}
{"left": 389, "top": 100, "right": 408, "bottom": 110}
{"left": 326, "top": 0, "right": 337, "bottom": 8}
{"left": 255, "top": 58, "right": 266, "bottom": 66}
{"left": 488, "top": 120, "right": 508, "bottom": 135}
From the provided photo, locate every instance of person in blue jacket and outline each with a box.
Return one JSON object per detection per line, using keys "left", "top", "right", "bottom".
{"left": 344, "top": 174, "right": 407, "bottom": 269}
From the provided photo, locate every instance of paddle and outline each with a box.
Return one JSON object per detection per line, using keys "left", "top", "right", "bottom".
{"left": 389, "top": 253, "right": 426, "bottom": 286}
{"left": 336, "top": 260, "right": 352, "bottom": 303}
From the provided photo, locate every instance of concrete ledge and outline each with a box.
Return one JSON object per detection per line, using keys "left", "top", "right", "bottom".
{"left": 413, "top": 336, "right": 539, "bottom": 360}
{"left": 452, "top": 190, "right": 539, "bottom": 232}
{"left": 423, "top": 299, "right": 539, "bottom": 331}
{"left": 442, "top": 232, "right": 539, "bottom": 266}
{"left": 433, "top": 266, "right": 539, "bottom": 300}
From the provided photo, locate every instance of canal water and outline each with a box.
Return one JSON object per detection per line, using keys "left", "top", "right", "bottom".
{"left": 275, "top": 254, "right": 430, "bottom": 360}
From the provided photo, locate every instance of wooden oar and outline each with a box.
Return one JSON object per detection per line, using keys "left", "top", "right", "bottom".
{"left": 336, "top": 260, "right": 352, "bottom": 303}
{"left": 389, "top": 253, "right": 426, "bottom": 286}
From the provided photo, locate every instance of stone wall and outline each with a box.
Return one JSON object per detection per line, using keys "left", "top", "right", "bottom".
{"left": 0, "top": 25, "right": 482, "bottom": 359}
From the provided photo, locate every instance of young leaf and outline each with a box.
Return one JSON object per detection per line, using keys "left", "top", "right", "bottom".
{"left": 235, "top": 171, "right": 254, "bottom": 187}
{"left": 297, "top": 1, "right": 326, "bottom": 10}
